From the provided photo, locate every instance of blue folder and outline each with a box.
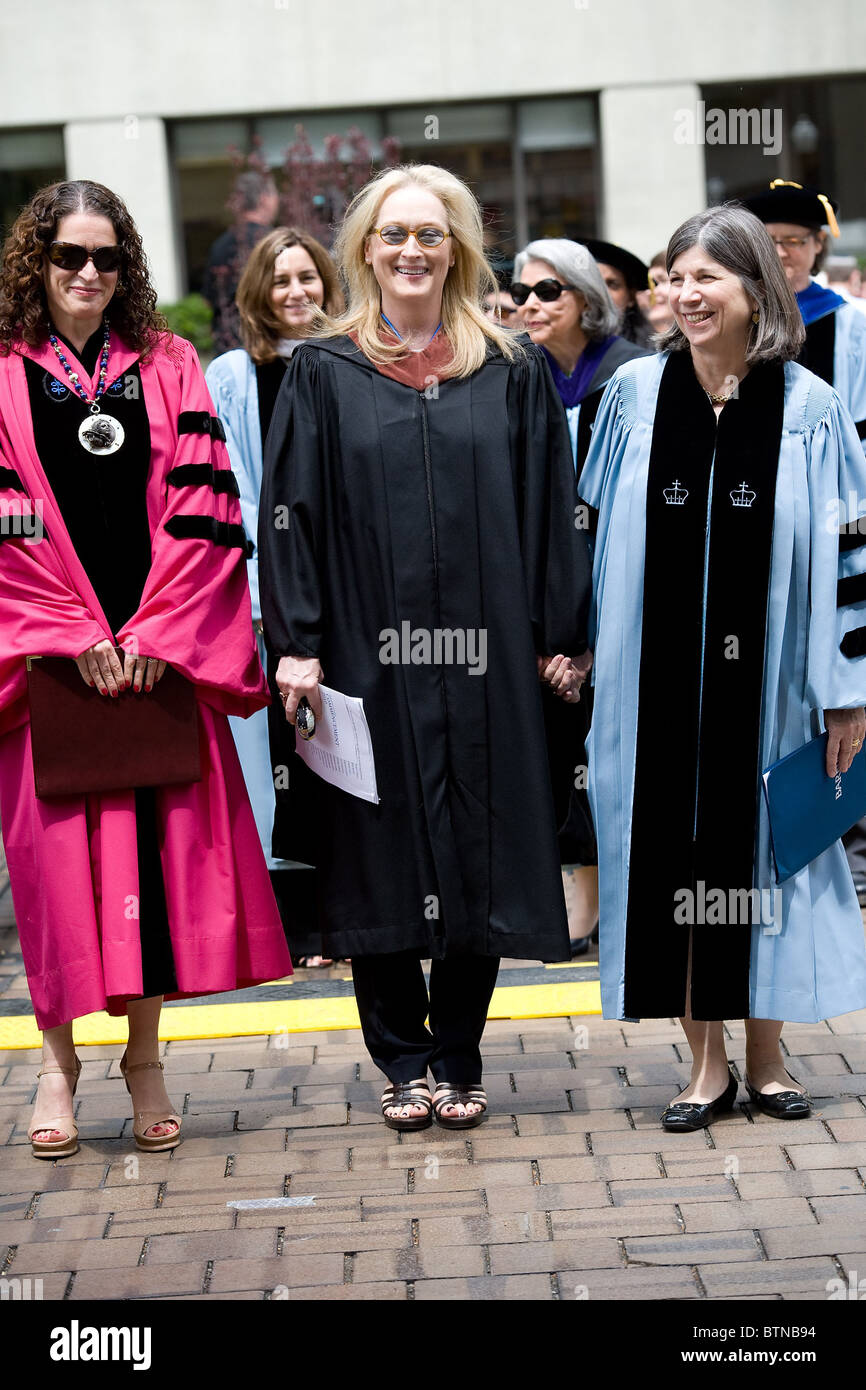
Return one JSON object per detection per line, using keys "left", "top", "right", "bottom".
{"left": 762, "top": 732, "right": 866, "bottom": 884}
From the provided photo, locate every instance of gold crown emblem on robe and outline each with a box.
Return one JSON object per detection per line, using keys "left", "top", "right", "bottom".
{"left": 731, "top": 481, "right": 756, "bottom": 508}
{"left": 663, "top": 480, "right": 688, "bottom": 505}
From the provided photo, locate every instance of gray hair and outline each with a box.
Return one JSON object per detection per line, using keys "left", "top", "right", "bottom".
{"left": 513, "top": 238, "right": 620, "bottom": 341}
{"left": 656, "top": 205, "right": 805, "bottom": 363}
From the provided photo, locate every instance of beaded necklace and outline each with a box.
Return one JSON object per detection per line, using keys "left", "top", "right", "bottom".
{"left": 48, "top": 317, "right": 110, "bottom": 411}
{"left": 46, "top": 318, "right": 125, "bottom": 455}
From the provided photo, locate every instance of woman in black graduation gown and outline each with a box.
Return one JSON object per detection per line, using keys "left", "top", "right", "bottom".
{"left": 259, "top": 164, "right": 591, "bottom": 1130}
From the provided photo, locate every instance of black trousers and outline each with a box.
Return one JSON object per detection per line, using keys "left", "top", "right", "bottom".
{"left": 350, "top": 952, "right": 501, "bottom": 1085}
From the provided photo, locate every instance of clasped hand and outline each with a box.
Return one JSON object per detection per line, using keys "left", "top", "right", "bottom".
{"left": 537, "top": 649, "right": 593, "bottom": 704}
{"left": 76, "top": 639, "right": 167, "bottom": 696}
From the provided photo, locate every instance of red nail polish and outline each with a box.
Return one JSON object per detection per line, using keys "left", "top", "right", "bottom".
{"left": 145, "top": 683, "right": 152, "bottom": 692}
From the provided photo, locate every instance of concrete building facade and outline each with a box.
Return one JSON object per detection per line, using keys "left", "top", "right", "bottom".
{"left": 0, "top": 0, "right": 864, "bottom": 300}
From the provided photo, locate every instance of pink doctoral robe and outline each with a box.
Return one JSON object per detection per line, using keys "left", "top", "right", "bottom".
{"left": 0, "top": 330, "right": 292, "bottom": 1030}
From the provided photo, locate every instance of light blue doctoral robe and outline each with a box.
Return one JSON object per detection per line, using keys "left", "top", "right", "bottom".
{"left": 206, "top": 348, "right": 284, "bottom": 869}
{"left": 798, "top": 282, "right": 866, "bottom": 457}
{"left": 829, "top": 300, "right": 866, "bottom": 448}
{"left": 579, "top": 352, "right": 866, "bottom": 1023}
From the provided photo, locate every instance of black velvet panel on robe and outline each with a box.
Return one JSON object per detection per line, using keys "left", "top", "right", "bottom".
{"left": 24, "top": 332, "right": 153, "bottom": 635}
{"left": 25, "top": 328, "right": 177, "bottom": 997}
{"left": 624, "top": 351, "right": 784, "bottom": 1020}
{"left": 259, "top": 336, "right": 591, "bottom": 962}
{"left": 255, "top": 358, "right": 289, "bottom": 452}
{"left": 799, "top": 312, "right": 836, "bottom": 388}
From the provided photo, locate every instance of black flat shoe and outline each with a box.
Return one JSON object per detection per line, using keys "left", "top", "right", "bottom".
{"left": 661, "top": 1069, "right": 738, "bottom": 1132}
{"left": 569, "top": 935, "right": 591, "bottom": 958}
{"left": 744, "top": 1075, "right": 811, "bottom": 1119}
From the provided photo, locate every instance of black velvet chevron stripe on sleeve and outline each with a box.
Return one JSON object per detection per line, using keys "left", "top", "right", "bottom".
{"left": 839, "top": 523, "right": 866, "bottom": 553}
{"left": 166, "top": 463, "right": 240, "bottom": 497}
{"left": 164, "top": 514, "right": 252, "bottom": 556}
{"left": 841, "top": 625, "right": 866, "bottom": 657}
{"left": 837, "top": 572, "right": 866, "bottom": 606}
{"left": 177, "top": 411, "right": 227, "bottom": 443}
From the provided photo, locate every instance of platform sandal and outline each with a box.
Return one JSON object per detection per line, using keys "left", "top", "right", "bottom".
{"left": 120, "top": 1052, "right": 182, "bottom": 1152}
{"left": 380, "top": 1079, "right": 433, "bottom": 1131}
{"left": 432, "top": 1082, "right": 488, "bottom": 1130}
{"left": 28, "top": 1057, "right": 82, "bottom": 1159}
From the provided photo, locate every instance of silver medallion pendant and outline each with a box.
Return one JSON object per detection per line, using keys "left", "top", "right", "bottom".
{"left": 78, "top": 412, "right": 124, "bottom": 455}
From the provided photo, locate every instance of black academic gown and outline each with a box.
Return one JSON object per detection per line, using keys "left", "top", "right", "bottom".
{"left": 258, "top": 333, "right": 591, "bottom": 962}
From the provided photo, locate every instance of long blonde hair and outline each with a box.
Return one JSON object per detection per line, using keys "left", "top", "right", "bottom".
{"left": 320, "top": 163, "right": 524, "bottom": 378}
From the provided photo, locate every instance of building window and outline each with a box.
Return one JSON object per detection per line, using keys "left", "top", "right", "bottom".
{"left": 518, "top": 97, "right": 599, "bottom": 252}
{"left": 172, "top": 110, "right": 385, "bottom": 293}
{"left": 385, "top": 96, "right": 599, "bottom": 264}
{"left": 171, "top": 94, "right": 601, "bottom": 293}
{"left": 702, "top": 74, "right": 866, "bottom": 254}
{"left": 0, "top": 128, "right": 65, "bottom": 241}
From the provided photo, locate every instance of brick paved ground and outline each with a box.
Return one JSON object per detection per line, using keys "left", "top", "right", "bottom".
{"left": 2, "top": 996, "right": 866, "bottom": 1301}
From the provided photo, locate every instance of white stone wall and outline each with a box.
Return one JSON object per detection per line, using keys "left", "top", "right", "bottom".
{"left": 1, "top": 0, "right": 863, "bottom": 295}
{"left": 64, "top": 119, "right": 183, "bottom": 304}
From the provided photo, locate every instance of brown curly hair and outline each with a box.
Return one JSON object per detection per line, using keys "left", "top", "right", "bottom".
{"left": 0, "top": 180, "right": 169, "bottom": 357}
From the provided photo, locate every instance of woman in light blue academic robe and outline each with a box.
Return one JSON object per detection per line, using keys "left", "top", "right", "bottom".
{"left": 207, "top": 346, "right": 283, "bottom": 869}
{"left": 578, "top": 204, "right": 866, "bottom": 1130}
{"left": 206, "top": 227, "right": 343, "bottom": 964}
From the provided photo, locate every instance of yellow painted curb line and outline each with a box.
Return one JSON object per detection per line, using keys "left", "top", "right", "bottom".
{"left": 0, "top": 980, "right": 601, "bottom": 1049}
{"left": 489, "top": 980, "right": 601, "bottom": 1020}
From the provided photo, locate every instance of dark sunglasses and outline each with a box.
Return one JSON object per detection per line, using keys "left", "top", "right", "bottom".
{"left": 509, "top": 278, "right": 575, "bottom": 305}
{"left": 47, "top": 242, "right": 123, "bottom": 273}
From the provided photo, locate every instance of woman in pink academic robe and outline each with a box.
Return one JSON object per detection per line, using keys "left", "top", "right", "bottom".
{"left": 0, "top": 180, "right": 292, "bottom": 1158}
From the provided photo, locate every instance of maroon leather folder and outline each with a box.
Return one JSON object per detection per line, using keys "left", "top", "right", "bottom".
{"left": 26, "top": 651, "right": 201, "bottom": 799}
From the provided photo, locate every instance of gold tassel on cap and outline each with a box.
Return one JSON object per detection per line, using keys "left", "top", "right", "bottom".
{"left": 768, "top": 179, "right": 840, "bottom": 237}
{"left": 816, "top": 194, "right": 840, "bottom": 238}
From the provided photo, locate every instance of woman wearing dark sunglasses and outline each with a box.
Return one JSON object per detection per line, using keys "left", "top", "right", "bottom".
{"left": 513, "top": 238, "right": 648, "bottom": 959}
{"left": 259, "top": 164, "right": 591, "bottom": 1131}
{"left": 0, "top": 180, "right": 291, "bottom": 1158}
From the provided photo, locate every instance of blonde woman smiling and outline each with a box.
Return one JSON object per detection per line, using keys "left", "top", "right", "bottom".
{"left": 259, "top": 165, "right": 591, "bottom": 1131}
